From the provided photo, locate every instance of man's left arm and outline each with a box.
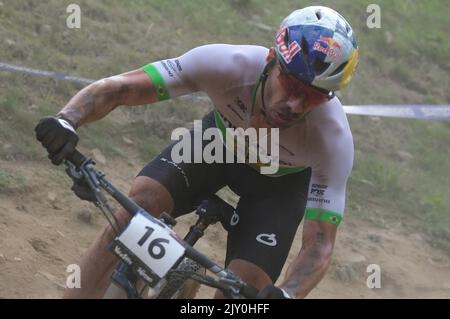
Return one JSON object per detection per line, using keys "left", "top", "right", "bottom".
{"left": 278, "top": 219, "right": 337, "bottom": 298}
{"left": 271, "top": 109, "right": 353, "bottom": 299}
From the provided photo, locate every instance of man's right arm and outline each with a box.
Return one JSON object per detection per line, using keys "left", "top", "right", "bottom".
{"left": 36, "top": 45, "right": 226, "bottom": 164}
{"left": 57, "top": 69, "right": 159, "bottom": 129}
{"left": 35, "top": 68, "right": 160, "bottom": 165}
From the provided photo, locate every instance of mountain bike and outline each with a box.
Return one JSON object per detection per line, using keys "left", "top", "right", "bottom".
{"left": 64, "top": 149, "right": 259, "bottom": 299}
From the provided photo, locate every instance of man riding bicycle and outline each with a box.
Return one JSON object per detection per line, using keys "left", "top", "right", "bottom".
{"left": 35, "top": 6, "right": 359, "bottom": 299}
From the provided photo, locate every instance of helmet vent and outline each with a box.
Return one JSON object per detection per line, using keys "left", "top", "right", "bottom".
{"left": 330, "top": 62, "right": 347, "bottom": 76}
{"left": 313, "top": 59, "right": 330, "bottom": 75}
{"left": 315, "top": 10, "right": 322, "bottom": 20}
{"left": 284, "top": 29, "right": 289, "bottom": 45}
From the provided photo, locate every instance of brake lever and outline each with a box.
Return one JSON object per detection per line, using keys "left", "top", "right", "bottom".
{"left": 65, "top": 158, "right": 102, "bottom": 203}
{"left": 64, "top": 158, "right": 121, "bottom": 234}
{"left": 65, "top": 160, "right": 84, "bottom": 181}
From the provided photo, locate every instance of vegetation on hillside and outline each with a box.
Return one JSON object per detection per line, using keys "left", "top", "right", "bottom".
{"left": 1, "top": 0, "right": 449, "bottom": 252}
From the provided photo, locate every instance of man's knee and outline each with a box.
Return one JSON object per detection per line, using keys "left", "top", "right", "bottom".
{"left": 102, "top": 176, "right": 175, "bottom": 240}
{"left": 128, "top": 176, "right": 175, "bottom": 216}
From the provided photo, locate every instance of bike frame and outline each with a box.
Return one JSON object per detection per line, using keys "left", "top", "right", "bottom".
{"left": 64, "top": 150, "right": 258, "bottom": 299}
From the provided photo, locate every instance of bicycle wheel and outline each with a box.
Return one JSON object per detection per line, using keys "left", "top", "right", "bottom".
{"left": 154, "top": 258, "right": 205, "bottom": 299}
{"left": 103, "top": 258, "right": 205, "bottom": 299}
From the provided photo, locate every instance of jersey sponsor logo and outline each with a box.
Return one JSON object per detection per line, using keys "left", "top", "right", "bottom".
{"left": 310, "top": 188, "right": 325, "bottom": 196}
{"left": 256, "top": 233, "right": 277, "bottom": 247}
{"left": 307, "top": 197, "right": 331, "bottom": 204}
{"left": 226, "top": 104, "right": 244, "bottom": 121}
{"left": 171, "top": 116, "right": 280, "bottom": 175}
{"left": 225, "top": 97, "right": 247, "bottom": 121}
{"left": 279, "top": 144, "right": 295, "bottom": 157}
{"left": 175, "top": 59, "right": 183, "bottom": 72}
{"left": 167, "top": 60, "right": 179, "bottom": 75}
{"left": 234, "top": 97, "right": 247, "bottom": 113}
{"left": 310, "top": 184, "right": 327, "bottom": 196}
{"left": 275, "top": 27, "right": 301, "bottom": 64}
{"left": 160, "top": 61, "right": 174, "bottom": 77}
{"left": 218, "top": 111, "right": 238, "bottom": 129}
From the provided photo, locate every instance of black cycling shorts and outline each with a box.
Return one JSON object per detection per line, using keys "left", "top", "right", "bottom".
{"left": 138, "top": 112, "right": 311, "bottom": 282}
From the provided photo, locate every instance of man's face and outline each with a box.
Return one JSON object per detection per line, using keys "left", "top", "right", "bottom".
{"left": 263, "top": 61, "right": 330, "bottom": 129}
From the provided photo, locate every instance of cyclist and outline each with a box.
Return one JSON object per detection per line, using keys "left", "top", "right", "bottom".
{"left": 35, "top": 6, "right": 359, "bottom": 299}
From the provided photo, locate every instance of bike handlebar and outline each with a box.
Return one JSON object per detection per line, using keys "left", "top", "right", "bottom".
{"left": 65, "top": 149, "right": 141, "bottom": 215}
{"left": 64, "top": 149, "right": 260, "bottom": 299}
{"left": 67, "top": 149, "right": 87, "bottom": 168}
{"left": 240, "top": 284, "right": 260, "bottom": 299}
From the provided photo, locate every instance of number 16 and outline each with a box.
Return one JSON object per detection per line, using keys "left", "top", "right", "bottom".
{"left": 138, "top": 226, "right": 170, "bottom": 259}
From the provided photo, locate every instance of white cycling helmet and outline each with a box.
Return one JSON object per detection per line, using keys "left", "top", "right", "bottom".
{"left": 274, "top": 6, "right": 359, "bottom": 92}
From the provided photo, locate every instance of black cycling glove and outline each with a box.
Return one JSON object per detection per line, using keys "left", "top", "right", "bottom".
{"left": 35, "top": 115, "right": 79, "bottom": 165}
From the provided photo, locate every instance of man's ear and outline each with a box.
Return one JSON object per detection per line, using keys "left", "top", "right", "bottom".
{"left": 267, "top": 47, "right": 277, "bottom": 63}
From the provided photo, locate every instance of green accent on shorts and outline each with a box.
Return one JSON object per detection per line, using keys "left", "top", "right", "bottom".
{"left": 305, "top": 208, "right": 342, "bottom": 226}
{"left": 143, "top": 63, "right": 170, "bottom": 101}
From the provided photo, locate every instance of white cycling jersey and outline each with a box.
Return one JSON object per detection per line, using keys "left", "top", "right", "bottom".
{"left": 143, "top": 44, "right": 354, "bottom": 225}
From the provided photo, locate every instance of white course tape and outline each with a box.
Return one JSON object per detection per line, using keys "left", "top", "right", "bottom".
{"left": 1, "top": 62, "right": 449, "bottom": 120}
{"left": 0, "top": 62, "right": 93, "bottom": 85}
{"left": 344, "top": 105, "right": 450, "bottom": 121}
{"left": 0, "top": 62, "right": 209, "bottom": 102}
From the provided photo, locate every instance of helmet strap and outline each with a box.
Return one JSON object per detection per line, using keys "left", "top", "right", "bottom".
{"left": 251, "top": 59, "right": 276, "bottom": 116}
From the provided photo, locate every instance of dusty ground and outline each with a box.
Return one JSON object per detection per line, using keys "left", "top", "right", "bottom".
{"left": 1, "top": 152, "right": 450, "bottom": 299}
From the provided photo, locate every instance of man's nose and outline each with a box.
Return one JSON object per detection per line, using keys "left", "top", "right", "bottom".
{"left": 286, "top": 94, "right": 306, "bottom": 114}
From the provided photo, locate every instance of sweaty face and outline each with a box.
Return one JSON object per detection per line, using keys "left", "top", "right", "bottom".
{"left": 263, "top": 63, "right": 329, "bottom": 128}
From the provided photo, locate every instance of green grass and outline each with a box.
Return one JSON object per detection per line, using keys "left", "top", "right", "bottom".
{"left": 1, "top": 0, "right": 449, "bottom": 254}
{"left": 0, "top": 167, "right": 26, "bottom": 194}
{"left": 0, "top": 84, "right": 43, "bottom": 161}
{"left": 351, "top": 158, "right": 401, "bottom": 196}
{"left": 420, "top": 191, "right": 450, "bottom": 252}
{"left": 347, "top": 116, "right": 450, "bottom": 253}
{"left": 0, "top": 169, "right": 11, "bottom": 192}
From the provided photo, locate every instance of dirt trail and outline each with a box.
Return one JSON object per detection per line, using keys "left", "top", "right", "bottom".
{"left": 1, "top": 157, "right": 450, "bottom": 299}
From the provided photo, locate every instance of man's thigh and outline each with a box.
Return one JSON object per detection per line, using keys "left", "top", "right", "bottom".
{"left": 137, "top": 112, "right": 227, "bottom": 216}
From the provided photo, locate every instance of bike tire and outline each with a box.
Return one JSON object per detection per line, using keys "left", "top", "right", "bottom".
{"left": 155, "top": 258, "right": 205, "bottom": 299}
{"left": 103, "top": 258, "right": 205, "bottom": 299}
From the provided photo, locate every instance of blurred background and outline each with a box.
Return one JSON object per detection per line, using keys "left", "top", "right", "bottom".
{"left": 0, "top": 0, "right": 449, "bottom": 298}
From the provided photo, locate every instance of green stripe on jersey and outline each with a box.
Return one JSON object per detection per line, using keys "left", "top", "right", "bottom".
{"left": 306, "top": 208, "right": 342, "bottom": 226}
{"left": 143, "top": 63, "right": 170, "bottom": 101}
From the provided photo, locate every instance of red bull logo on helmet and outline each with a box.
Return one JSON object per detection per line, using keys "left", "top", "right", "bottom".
{"left": 318, "top": 37, "right": 341, "bottom": 49}
{"left": 313, "top": 37, "right": 342, "bottom": 59}
{"left": 275, "top": 27, "right": 301, "bottom": 64}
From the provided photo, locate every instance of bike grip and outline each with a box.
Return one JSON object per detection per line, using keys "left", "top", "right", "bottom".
{"left": 67, "top": 149, "right": 87, "bottom": 167}
{"left": 241, "top": 284, "right": 260, "bottom": 299}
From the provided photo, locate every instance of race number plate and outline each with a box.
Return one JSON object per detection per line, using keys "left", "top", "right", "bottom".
{"left": 111, "top": 210, "right": 185, "bottom": 286}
